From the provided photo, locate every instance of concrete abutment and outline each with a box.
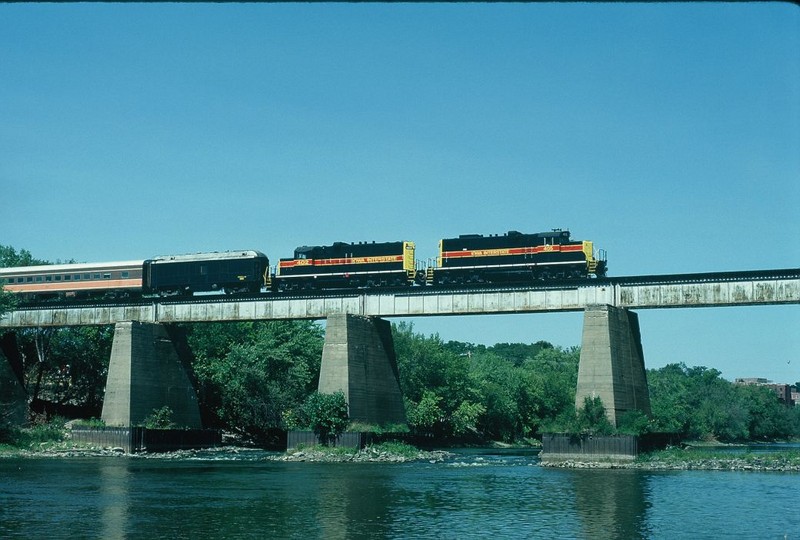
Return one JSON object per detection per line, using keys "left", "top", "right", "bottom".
{"left": 575, "top": 305, "right": 651, "bottom": 426}
{"left": 101, "top": 321, "right": 201, "bottom": 428}
{"left": 318, "top": 314, "right": 407, "bottom": 427}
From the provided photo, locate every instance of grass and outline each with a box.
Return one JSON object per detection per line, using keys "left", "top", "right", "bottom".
{"left": 288, "top": 440, "right": 422, "bottom": 458}
{"left": 0, "top": 417, "right": 67, "bottom": 452}
{"left": 638, "top": 447, "right": 800, "bottom": 467}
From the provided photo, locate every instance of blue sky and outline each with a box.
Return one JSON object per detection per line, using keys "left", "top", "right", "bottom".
{"left": 2, "top": 4, "right": 798, "bottom": 383}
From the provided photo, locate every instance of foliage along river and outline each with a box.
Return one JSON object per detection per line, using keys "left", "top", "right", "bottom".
{"left": 1, "top": 447, "right": 797, "bottom": 539}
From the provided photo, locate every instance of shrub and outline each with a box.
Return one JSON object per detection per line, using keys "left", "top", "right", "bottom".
{"left": 143, "top": 406, "right": 176, "bottom": 429}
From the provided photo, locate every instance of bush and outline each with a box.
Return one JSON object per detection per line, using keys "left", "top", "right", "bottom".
{"left": 143, "top": 406, "right": 175, "bottom": 429}
{"left": 286, "top": 391, "right": 350, "bottom": 446}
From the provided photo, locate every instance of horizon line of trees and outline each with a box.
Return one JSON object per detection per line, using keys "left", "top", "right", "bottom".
{"left": 2, "top": 244, "right": 799, "bottom": 445}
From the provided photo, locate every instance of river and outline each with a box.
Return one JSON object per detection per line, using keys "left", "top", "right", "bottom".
{"left": 1, "top": 448, "right": 797, "bottom": 539}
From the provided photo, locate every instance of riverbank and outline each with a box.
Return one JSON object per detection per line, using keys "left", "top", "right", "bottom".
{"left": 4, "top": 440, "right": 800, "bottom": 471}
{"left": 541, "top": 446, "right": 800, "bottom": 472}
{"left": 0, "top": 440, "right": 455, "bottom": 463}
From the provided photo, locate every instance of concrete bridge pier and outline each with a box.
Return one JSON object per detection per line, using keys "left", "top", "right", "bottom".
{"left": 0, "top": 332, "right": 27, "bottom": 426}
{"left": 101, "top": 321, "right": 201, "bottom": 428}
{"left": 318, "top": 314, "right": 407, "bottom": 427}
{"left": 575, "top": 304, "right": 651, "bottom": 426}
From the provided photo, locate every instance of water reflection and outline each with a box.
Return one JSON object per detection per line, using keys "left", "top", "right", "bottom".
{"left": 3, "top": 451, "right": 797, "bottom": 539}
{"left": 569, "top": 468, "right": 651, "bottom": 539}
{"left": 315, "top": 464, "right": 393, "bottom": 538}
{"left": 98, "top": 460, "right": 131, "bottom": 538}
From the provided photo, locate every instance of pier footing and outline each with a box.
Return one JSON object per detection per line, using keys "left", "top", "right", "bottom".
{"left": 319, "top": 314, "right": 407, "bottom": 427}
{"left": 101, "top": 321, "right": 201, "bottom": 428}
{"left": 575, "top": 305, "right": 651, "bottom": 426}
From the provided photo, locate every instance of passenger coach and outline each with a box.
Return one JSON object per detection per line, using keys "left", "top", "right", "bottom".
{"left": 0, "top": 261, "right": 144, "bottom": 301}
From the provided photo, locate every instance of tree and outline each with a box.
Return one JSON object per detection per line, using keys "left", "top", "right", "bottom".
{"left": 302, "top": 391, "right": 349, "bottom": 446}
{"left": 189, "top": 320, "right": 323, "bottom": 442}
{"left": 0, "top": 244, "right": 49, "bottom": 318}
{"left": 576, "top": 395, "right": 615, "bottom": 435}
{"left": 647, "top": 363, "right": 798, "bottom": 442}
{"left": 0, "top": 284, "right": 15, "bottom": 319}
{"left": 393, "top": 322, "right": 482, "bottom": 439}
{"left": 14, "top": 326, "right": 113, "bottom": 416}
{"left": 0, "top": 245, "right": 48, "bottom": 268}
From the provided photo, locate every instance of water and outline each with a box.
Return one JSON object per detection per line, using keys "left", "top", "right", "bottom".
{"left": 1, "top": 449, "right": 798, "bottom": 539}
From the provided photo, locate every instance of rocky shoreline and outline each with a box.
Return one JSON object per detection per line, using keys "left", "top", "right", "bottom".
{"left": 541, "top": 457, "right": 800, "bottom": 472}
{"left": 274, "top": 447, "right": 453, "bottom": 463}
{"left": 0, "top": 442, "right": 455, "bottom": 463}
{"left": 4, "top": 443, "right": 799, "bottom": 472}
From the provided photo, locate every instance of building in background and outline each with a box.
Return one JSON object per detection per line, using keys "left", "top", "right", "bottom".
{"left": 735, "top": 378, "right": 796, "bottom": 407}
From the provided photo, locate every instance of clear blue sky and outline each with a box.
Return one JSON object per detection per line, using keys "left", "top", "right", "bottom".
{"left": 2, "top": 4, "right": 798, "bottom": 383}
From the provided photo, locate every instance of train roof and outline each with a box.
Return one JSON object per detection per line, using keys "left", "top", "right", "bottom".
{"left": 450, "top": 229, "right": 572, "bottom": 240}
{"left": 0, "top": 260, "right": 144, "bottom": 275}
{"left": 147, "top": 250, "right": 268, "bottom": 263}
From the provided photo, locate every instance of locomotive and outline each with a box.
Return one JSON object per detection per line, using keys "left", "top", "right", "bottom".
{"left": 274, "top": 241, "right": 416, "bottom": 291}
{"left": 428, "top": 229, "right": 606, "bottom": 285}
{"left": 0, "top": 229, "right": 606, "bottom": 302}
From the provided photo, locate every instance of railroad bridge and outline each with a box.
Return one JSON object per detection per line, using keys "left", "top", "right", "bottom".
{"left": 1, "top": 269, "right": 798, "bottom": 432}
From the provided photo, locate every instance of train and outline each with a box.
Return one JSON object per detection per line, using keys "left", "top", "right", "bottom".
{"left": 0, "top": 229, "right": 607, "bottom": 303}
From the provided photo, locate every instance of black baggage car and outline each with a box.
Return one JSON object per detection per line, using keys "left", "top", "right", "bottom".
{"left": 143, "top": 250, "right": 269, "bottom": 295}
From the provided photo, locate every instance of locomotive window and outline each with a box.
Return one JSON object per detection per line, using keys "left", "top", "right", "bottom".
{"left": 84, "top": 274, "right": 91, "bottom": 280}
{"left": 103, "top": 273, "right": 111, "bottom": 279}
{"left": 74, "top": 274, "right": 81, "bottom": 281}
{"left": 36, "top": 276, "right": 43, "bottom": 282}
{"left": 121, "top": 271, "right": 129, "bottom": 278}
{"left": 18, "top": 277, "right": 23, "bottom": 283}
{"left": 27, "top": 277, "right": 33, "bottom": 283}
{"left": 55, "top": 275, "right": 62, "bottom": 281}
{"left": 94, "top": 273, "right": 101, "bottom": 279}
{"left": 64, "top": 275, "right": 71, "bottom": 281}
{"left": 45, "top": 276, "right": 52, "bottom": 281}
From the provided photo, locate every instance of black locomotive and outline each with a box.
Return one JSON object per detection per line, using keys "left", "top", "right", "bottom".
{"left": 275, "top": 241, "right": 416, "bottom": 291}
{"left": 428, "top": 229, "right": 606, "bottom": 285}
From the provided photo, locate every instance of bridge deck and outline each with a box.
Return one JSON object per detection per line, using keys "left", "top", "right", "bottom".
{"left": 1, "top": 270, "right": 797, "bottom": 327}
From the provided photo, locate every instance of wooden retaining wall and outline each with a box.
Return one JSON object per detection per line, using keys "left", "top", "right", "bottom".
{"left": 71, "top": 427, "right": 221, "bottom": 453}
{"left": 540, "top": 433, "right": 639, "bottom": 460}
{"left": 287, "top": 430, "right": 368, "bottom": 450}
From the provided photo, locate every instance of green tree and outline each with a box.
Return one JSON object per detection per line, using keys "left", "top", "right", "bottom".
{"left": 189, "top": 320, "right": 323, "bottom": 442}
{"left": 647, "top": 363, "right": 797, "bottom": 442}
{"left": 406, "top": 390, "right": 445, "bottom": 435}
{"left": 14, "top": 326, "right": 113, "bottom": 415}
{"left": 302, "top": 391, "right": 349, "bottom": 445}
{"left": 0, "top": 244, "right": 50, "bottom": 317}
{"left": 143, "top": 406, "right": 176, "bottom": 429}
{"left": 469, "top": 351, "right": 520, "bottom": 441}
{"left": 0, "top": 285, "right": 15, "bottom": 318}
{"left": 739, "top": 383, "right": 793, "bottom": 441}
{"left": 576, "top": 395, "right": 615, "bottom": 435}
{"left": 0, "top": 245, "right": 48, "bottom": 267}
{"left": 393, "top": 322, "right": 481, "bottom": 439}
